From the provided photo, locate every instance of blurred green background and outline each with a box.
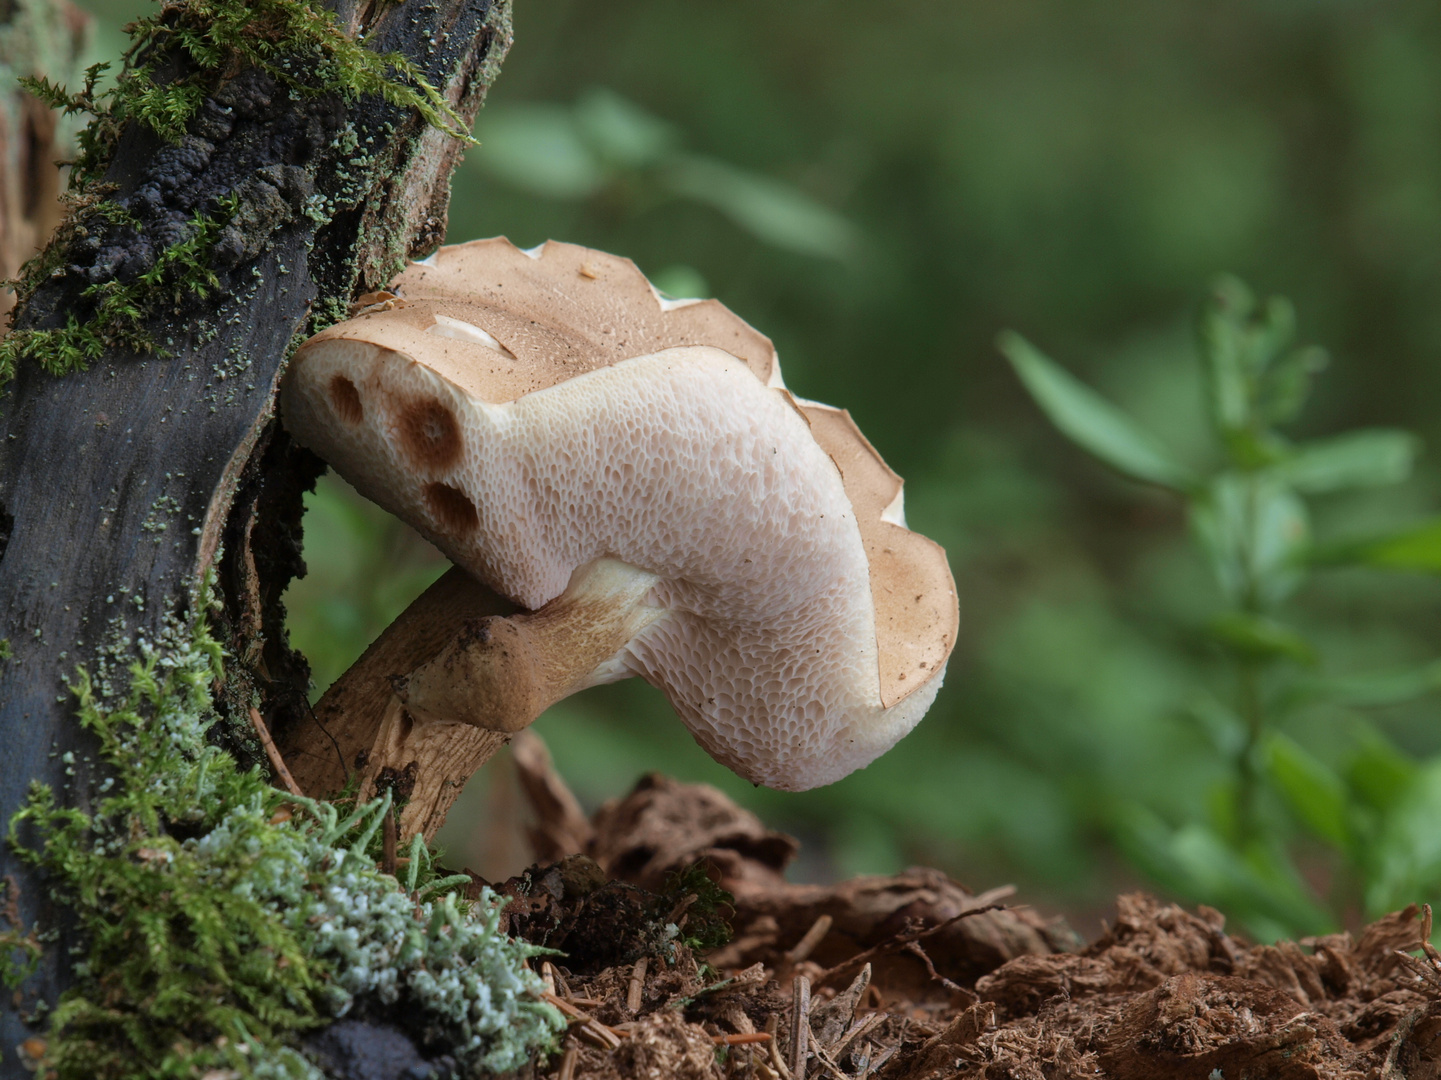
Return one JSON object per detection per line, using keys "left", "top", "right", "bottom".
{"left": 72, "top": 0, "right": 1441, "bottom": 937}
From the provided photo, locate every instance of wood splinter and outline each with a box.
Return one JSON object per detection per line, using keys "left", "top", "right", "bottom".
{"left": 248, "top": 706, "right": 304, "bottom": 799}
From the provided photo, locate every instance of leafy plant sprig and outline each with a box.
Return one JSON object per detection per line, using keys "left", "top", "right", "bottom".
{"left": 1004, "top": 276, "right": 1441, "bottom": 938}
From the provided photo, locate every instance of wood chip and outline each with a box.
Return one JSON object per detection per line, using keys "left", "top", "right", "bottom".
{"left": 542, "top": 990, "right": 627, "bottom": 1049}
{"left": 556, "top": 1042, "right": 578, "bottom": 1080}
{"left": 807, "top": 1031, "right": 851, "bottom": 1080}
{"left": 791, "top": 974, "right": 812, "bottom": 1080}
{"left": 627, "top": 956, "right": 648, "bottom": 1013}
{"left": 832, "top": 1012, "right": 885, "bottom": 1062}
{"left": 785, "top": 913, "right": 833, "bottom": 965}
{"left": 766, "top": 1014, "right": 794, "bottom": 1080}
{"left": 713, "top": 1032, "right": 774, "bottom": 1046}
{"left": 512, "top": 730, "right": 594, "bottom": 861}
{"left": 581, "top": 1020, "right": 622, "bottom": 1050}
{"left": 381, "top": 807, "right": 397, "bottom": 877}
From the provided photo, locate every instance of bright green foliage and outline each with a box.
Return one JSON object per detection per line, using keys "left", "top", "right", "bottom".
{"left": 3, "top": 593, "right": 562, "bottom": 1079}
{"left": 1007, "top": 277, "right": 1441, "bottom": 939}
{"left": 999, "top": 330, "right": 1199, "bottom": 493}
{"left": 471, "top": 88, "right": 857, "bottom": 262}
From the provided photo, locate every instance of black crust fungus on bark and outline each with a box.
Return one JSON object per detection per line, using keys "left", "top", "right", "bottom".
{"left": 26, "top": 67, "right": 341, "bottom": 334}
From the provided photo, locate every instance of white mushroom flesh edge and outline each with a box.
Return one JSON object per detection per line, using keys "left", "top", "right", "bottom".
{"left": 283, "top": 343, "right": 945, "bottom": 792}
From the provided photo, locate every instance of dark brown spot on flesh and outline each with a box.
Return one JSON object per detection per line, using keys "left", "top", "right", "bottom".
{"left": 398, "top": 398, "right": 463, "bottom": 470}
{"left": 329, "top": 375, "right": 363, "bottom": 424}
{"left": 425, "top": 482, "right": 479, "bottom": 535}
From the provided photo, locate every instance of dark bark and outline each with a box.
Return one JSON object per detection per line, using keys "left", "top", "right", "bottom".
{"left": 0, "top": 0, "right": 511, "bottom": 1067}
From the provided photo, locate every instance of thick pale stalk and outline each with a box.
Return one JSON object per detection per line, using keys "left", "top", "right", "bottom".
{"left": 293, "top": 559, "right": 660, "bottom": 841}
{"left": 399, "top": 558, "right": 662, "bottom": 733}
{"left": 280, "top": 566, "right": 517, "bottom": 801}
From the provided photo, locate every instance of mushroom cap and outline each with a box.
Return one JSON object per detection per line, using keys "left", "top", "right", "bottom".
{"left": 281, "top": 238, "right": 957, "bottom": 789}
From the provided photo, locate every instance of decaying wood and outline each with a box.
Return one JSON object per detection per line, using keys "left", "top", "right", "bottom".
{"left": 495, "top": 756, "right": 1441, "bottom": 1079}
{"left": 574, "top": 771, "right": 1075, "bottom": 1000}
{"left": 513, "top": 727, "right": 596, "bottom": 862}
{"left": 0, "top": 0, "right": 512, "bottom": 1058}
{"left": 357, "top": 693, "right": 507, "bottom": 839}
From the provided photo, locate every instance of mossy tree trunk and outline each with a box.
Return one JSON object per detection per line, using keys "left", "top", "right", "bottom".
{"left": 0, "top": 0, "right": 511, "bottom": 1068}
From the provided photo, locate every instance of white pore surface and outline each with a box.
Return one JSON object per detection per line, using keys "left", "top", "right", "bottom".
{"left": 283, "top": 344, "right": 941, "bottom": 789}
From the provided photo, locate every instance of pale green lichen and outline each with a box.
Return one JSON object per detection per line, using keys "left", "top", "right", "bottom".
{"left": 1, "top": 584, "right": 562, "bottom": 1079}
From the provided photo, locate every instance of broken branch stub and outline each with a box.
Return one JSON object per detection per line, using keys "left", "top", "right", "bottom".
{"left": 281, "top": 237, "right": 959, "bottom": 839}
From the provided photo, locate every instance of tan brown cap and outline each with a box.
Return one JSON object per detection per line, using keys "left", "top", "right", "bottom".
{"left": 281, "top": 238, "right": 957, "bottom": 790}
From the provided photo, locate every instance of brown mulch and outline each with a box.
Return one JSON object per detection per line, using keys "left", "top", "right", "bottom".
{"left": 467, "top": 733, "right": 1441, "bottom": 1080}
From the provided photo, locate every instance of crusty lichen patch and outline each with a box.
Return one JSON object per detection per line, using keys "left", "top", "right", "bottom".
{"left": 0, "top": 584, "right": 562, "bottom": 1079}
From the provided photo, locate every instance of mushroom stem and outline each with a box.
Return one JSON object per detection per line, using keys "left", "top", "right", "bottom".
{"left": 399, "top": 558, "right": 663, "bottom": 734}
{"left": 278, "top": 565, "right": 517, "bottom": 800}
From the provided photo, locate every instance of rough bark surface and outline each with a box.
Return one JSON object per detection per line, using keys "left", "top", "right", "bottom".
{"left": 0, "top": 1, "right": 511, "bottom": 1068}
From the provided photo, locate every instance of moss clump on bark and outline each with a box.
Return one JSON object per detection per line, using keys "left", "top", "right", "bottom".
{"left": 0, "top": 586, "right": 562, "bottom": 1079}
{"left": 0, "top": 0, "right": 472, "bottom": 394}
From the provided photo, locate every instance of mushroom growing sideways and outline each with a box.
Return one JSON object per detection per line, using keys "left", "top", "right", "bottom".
{"left": 279, "top": 238, "right": 957, "bottom": 833}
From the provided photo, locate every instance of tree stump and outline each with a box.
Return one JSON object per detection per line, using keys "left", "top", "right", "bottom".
{"left": 0, "top": 1, "right": 511, "bottom": 1068}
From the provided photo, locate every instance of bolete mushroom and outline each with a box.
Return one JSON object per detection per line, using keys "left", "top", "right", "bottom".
{"left": 279, "top": 238, "right": 956, "bottom": 836}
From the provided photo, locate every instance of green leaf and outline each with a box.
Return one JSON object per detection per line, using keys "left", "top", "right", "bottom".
{"left": 1196, "top": 275, "right": 1257, "bottom": 435}
{"left": 1288, "top": 661, "right": 1441, "bottom": 708}
{"left": 472, "top": 104, "right": 607, "bottom": 199}
{"left": 1259, "top": 346, "right": 1328, "bottom": 427}
{"left": 1312, "top": 517, "right": 1441, "bottom": 573}
{"left": 999, "top": 332, "right": 1198, "bottom": 491}
{"left": 573, "top": 87, "right": 681, "bottom": 169}
{"left": 661, "top": 155, "right": 859, "bottom": 260}
{"left": 1206, "top": 612, "right": 1316, "bottom": 665}
{"left": 1274, "top": 429, "right": 1419, "bottom": 493}
{"left": 1365, "top": 758, "right": 1441, "bottom": 916}
{"left": 1190, "top": 473, "right": 1309, "bottom": 607}
{"left": 1345, "top": 729, "right": 1417, "bottom": 815}
{"left": 1262, "top": 733, "right": 1352, "bottom": 849}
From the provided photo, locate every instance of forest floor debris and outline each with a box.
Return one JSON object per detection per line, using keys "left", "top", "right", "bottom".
{"left": 455, "top": 734, "right": 1441, "bottom": 1079}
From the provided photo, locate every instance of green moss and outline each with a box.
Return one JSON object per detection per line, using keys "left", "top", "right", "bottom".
{"left": 1, "top": 585, "right": 562, "bottom": 1079}
{"left": 2, "top": 0, "right": 475, "bottom": 395}
{"left": 661, "top": 863, "right": 734, "bottom": 955}
{"left": 24, "top": 0, "right": 468, "bottom": 188}
{"left": 0, "top": 199, "right": 233, "bottom": 386}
